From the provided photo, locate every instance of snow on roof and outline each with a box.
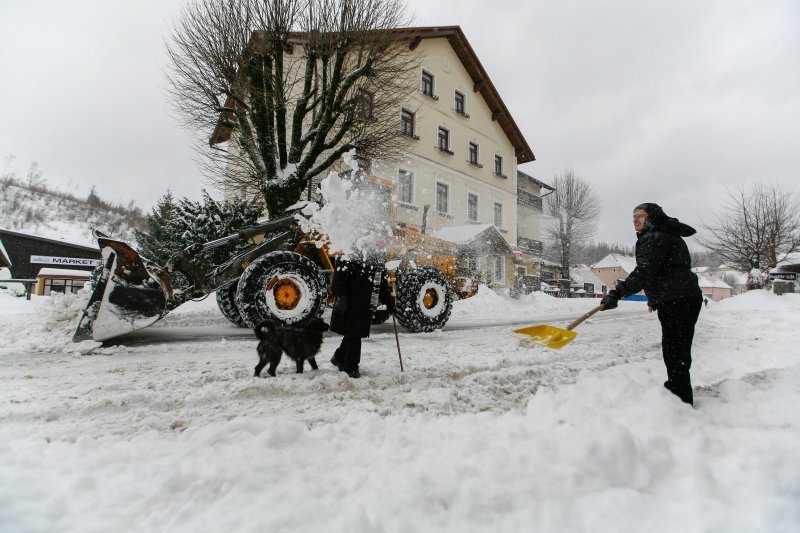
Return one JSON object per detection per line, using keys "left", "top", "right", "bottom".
{"left": 570, "top": 266, "right": 605, "bottom": 288}
{"left": 431, "top": 224, "right": 494, "bottom": 244}
{"left": 36, "top": 268, "right": 93, "bottom": 278}
{"left": 592, "top": 253, "right": 637, "bottom": 273}
{"left": 697, "top": 274, "right": 732, "bottom": 289}
{"left": 0, "top": 227, "right": 98, "bottom": 250}
{"left": 0, "top": 237, "right": 10, "bottom": 267}
{"left": 776, "top": 252, "right": 800, "bottom": 268}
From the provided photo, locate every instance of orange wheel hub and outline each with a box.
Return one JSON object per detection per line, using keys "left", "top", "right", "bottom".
{"left": 268, "top": 278, "right": 301, "bottom": 310}
{"left": 422, "top": 288, "right": 438, "bottom": 309}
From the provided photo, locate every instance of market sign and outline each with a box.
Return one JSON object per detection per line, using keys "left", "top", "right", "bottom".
{"left": 769, "top": 272, "right": 798, "bottom": 281}
{"left": 30, "top": 255, "right": 101, "bottom": 267}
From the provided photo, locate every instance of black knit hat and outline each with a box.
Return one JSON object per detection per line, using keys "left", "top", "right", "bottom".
{"left": 634, "top": 202, "right": 668, "bottom": 224}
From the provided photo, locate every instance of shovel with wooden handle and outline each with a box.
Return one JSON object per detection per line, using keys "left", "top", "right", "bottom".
{"left": 512, "top": 304, "right": 605, "bottom": 349}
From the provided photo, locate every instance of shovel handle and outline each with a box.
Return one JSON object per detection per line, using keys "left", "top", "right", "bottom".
{"left": 565, "top": 304, "right": 605, "bottom": 331}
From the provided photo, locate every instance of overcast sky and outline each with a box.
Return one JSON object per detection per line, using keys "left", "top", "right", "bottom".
{"left": 2, "top": 1, "right": 798, "bottom": 246}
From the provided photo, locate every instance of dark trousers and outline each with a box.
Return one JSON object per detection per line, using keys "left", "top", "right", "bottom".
{"left": 333, "top": 335, "right": 362, "bottom": 372}
{"left": 657, "top": 296, "right": 702, "bottom": 405}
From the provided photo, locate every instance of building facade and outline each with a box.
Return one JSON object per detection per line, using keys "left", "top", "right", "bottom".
{"left": 0, "top": 229, "right": 101, "bottom": 296}
{"left": 220, "top": 27, "right": 549, "bottom": 288}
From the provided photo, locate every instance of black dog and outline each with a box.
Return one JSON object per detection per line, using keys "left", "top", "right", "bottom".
{"left": 253, "top": 317, "right": 329, "bottom": 377}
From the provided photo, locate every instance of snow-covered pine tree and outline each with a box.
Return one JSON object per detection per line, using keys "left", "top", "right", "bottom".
{"left": 136, "top": 190, "right": 264, "bottom": 272}
{"left": 135, "top": 191, "right": 182, "bottom": 265}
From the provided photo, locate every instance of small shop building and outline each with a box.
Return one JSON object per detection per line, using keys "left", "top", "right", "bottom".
{"left": 0, "top": 229, "right": 100, "bottom": 295}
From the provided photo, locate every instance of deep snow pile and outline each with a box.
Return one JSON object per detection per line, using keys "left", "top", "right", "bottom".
{"left": 1, "top": 290, "right": 799, "bottom": 532}
{"left": 0, "top": 288, "right": 99, "bottom": 354}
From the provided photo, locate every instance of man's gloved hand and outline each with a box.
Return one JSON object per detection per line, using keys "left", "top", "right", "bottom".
{"left": 600, "top": 290, "right": 620, "bottom": 310}
{"left": 385, "top": 297, "right": 395, "bottom": 313}
{"left": 333, "top": 295, "right": 348, "bottom": 317}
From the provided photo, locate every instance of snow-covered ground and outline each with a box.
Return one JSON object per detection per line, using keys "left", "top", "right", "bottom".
{"left": 1, "top": 287, "right": 799, "bottom": 532}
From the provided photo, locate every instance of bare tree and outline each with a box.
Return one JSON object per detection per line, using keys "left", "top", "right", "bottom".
{"left": 698, "top": 182, "right": 800, "bottom": 273}
{"left": 165, "top": 0, "right": 418, "bottom": 216}
{"left": 543, "top": 170, "right": 601, "bottom": 278}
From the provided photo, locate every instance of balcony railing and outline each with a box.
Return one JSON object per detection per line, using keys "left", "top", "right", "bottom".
{"left": 517, "top": 190, "right": 543, "bottom": 211}
{"left": 517, "top": 237, "right": 543, "bottom": 255}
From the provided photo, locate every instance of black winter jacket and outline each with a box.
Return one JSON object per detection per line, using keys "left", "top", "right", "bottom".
{"left": 330, "top": 258, "right": 393, "bottom": 338}
{"left": 616, "top": 217, "right": 702, "bottom": 308}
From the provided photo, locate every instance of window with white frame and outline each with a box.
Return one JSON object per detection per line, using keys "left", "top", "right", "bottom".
{"left": 493, "top": 255, "right": 505, "bottom": 283}
{"left": 467, "top": 255, "right": 479, "bottom": 273}
{"left": 437, "top": 126, "right": 451, "bottom": 153}
{"left": 494, "top": 154, "right": 503, "bottom": 176}
{"left": 436, "top": 182, "right": 449, "bottom": 214}
{"left": 516, "top": 266, "right": 527, "bottom": 279}
{"left": 421, "top": 70, "right": 435, "bottom": 98}
{"left": 355, "top": 88, "right": 374, "bottom": 119}
{"left": 468, "top": 142, "right": 479, "bottom": 165}
{"left": 467, "top": 192, "right": 478, "bottom": 222}
{"left": 494, "top": 202, "right": 503, "bottom": 228}
{"left": 398, "top": 169, "right": 414, "bottom": 205}
{"left": 454, "top": 90, "right": 466, "bottom": 116}
{"left": 401, "top": 108, "right": 416, "bottom": 138}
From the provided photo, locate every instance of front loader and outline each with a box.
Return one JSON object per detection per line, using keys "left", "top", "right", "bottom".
{"left": 73, "top": 213, "right": 313, "bottom": 342}
{"left": 73, "top": 211, "right": 465, "bottom": 343}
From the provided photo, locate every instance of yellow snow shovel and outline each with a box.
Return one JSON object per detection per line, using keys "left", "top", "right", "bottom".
{"left": 513, "top": 304, "right": 605, "bottom": 349}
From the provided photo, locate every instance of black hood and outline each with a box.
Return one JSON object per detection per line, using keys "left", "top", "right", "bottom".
{"left": 636, "top": 202, "right": 696, "bottom": 237}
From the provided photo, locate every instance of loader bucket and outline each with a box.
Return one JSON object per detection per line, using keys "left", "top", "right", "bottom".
{"left": 73, "top": 238, "right": 169, "bottom": 342}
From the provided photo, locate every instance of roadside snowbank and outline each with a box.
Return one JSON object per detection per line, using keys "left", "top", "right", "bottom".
{"left": 1, "top": 290, "right": 799, "bottom": 532}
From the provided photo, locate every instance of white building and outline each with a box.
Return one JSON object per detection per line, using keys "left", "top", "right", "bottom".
{"left": 217, "top": 26, "right": 548, "bottom": 287}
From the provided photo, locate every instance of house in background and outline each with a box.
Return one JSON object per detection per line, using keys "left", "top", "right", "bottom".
{"left": 697, "top": 274, "right": 732, "bottom": 301}
{"left": 515, "top": 170, "right": 554, "bottom": 282}
{"left": 570, "top": 265, "right": 606, "bottom": 297}
{"left": 591, "top": 253, "right": 638, "bottom": 291}
{"left": 218, "top": 26, "right": 547, "bottom": 288}
{"left": 768, "top": 253, "right": 800, "bottom": 294}
{"left": 431, "top": 223, "right": 514, "bottom": 288}
{"left": 0, "top": 228, "right": 100, "bottom": 295}
{"left": 538, "top": 258, "right": 561, "bottom": 284}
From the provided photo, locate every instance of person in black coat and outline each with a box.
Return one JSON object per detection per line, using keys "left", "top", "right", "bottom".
{"left": 329, "top": 255, "right": 394, "bottom": 378}
{"left": 601, "top": 203, "right": 702, "bottom": 405}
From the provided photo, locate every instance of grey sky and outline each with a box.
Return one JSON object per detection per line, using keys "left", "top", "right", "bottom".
{"left": 2, "top": 1, "right": 798, "bottom": 246}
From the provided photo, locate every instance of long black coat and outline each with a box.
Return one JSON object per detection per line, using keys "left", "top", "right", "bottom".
{"left": 616, "top": 215, "right": 702, "bottom": 309}
{"left": 329, "top": 258, "right": 392, "bottom": 338}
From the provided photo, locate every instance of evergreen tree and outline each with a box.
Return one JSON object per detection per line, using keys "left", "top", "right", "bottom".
{"left": 135, "top": 191, "right": 182, "bottom": 264}
{"left": 135, "top": 190, "right": 264, "bottom": 272}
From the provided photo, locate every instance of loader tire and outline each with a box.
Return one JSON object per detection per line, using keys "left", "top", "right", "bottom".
{"left": 216, "top": 282, "right": 247, "bottom": 327}
{"left": 235, "top": 251, "right": 327, "bottom": 328}
{"left": 394, "top": 266, "right": 453, "bottom": 333}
